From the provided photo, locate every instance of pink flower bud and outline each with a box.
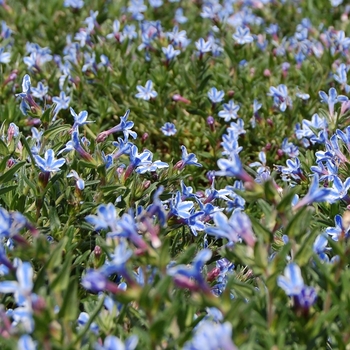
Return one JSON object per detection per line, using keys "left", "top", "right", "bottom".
{"left": 172, "top": 94, "right": 191, "bottom": 104}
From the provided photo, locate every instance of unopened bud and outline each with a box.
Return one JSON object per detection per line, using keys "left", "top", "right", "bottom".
{"left": 141, "top": 133, "right": 149, "bottom": 144}
{"left": 207, "top": 116, "right": 215, "bottom": 132}
{"left": 277, "top": 149, "right": 284, "bottom": 158}
{"left": 207, "top": 267, "right": 220, "bottom": 282}
{"left": 263, "top": 69, "right": 271, "bottom": 77}
{"left": 94, "top": 245, "right": 102, "bottom": 259}
{"left": 6, "top": 158, "right": 15, "bottom": 168}
{"left": 172, "top": 94, "right": 191, "bottom": 104}
{"left": 143, "top": 180, "right": 151, "bottom": 189}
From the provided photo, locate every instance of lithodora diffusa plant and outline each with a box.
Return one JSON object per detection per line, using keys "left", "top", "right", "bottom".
{"left": 2, "top": 0, "right": 350, "bottom": 349}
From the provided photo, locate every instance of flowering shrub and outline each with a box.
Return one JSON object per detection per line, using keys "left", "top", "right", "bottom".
{"left": 1, "top": 0, "right": 350, "bottom": 348}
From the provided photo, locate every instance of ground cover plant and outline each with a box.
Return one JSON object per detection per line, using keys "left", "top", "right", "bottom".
{"left": 1, "top": 0, "right": 350, "bottom": 348}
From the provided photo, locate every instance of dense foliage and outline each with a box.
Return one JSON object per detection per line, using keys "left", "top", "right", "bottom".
{"left": 1, "top": 0, "right": 350, "bottom": 348}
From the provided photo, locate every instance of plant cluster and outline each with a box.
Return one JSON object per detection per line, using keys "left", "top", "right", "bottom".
{"left": 1, "top": 0, "right": 350, "bottom": 349}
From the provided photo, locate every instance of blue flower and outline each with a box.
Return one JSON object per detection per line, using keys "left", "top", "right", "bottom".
{"left": 96, "top": 109, "right": 137, "bottom": 142}
{"left": 169, "top": 191, "right": 194, "bottom": 219}
{"left": 0, "top": 47, "right": 10, "bottom": 64}
{"left": 277, "top": 263, "right": 317, "bottom": 314}
{"left": 280, "top": 157, "right": 304, "bottom": 181}
{"left": 207, "top": 87, "right": 224, "bottom": 104}
{"left": 294, "top": 174, "right": 337, "bottom": 210}
{"left": 310, "top": 160, "right": 338, "bottom": 182}
{"left": 77, "top": 312, "right": 99, "bottom": 334}
{"left": 161, "top": 122, "right": 177, "bottom": 136}
{"left": 295, "top": 113, "right": 327, "bottom": 140}
{"left": 216, "top": 154, "right": 254, "bottom": 183}
{"left": 175, "top": 145, "right": 202, "bottom": 170}
{"left": 195, "top": 38, "right": 212, "bottom": 55}
{"left": 232, "top": 26, "right": 254, "bottom": 44}
{"left": 67, "top": 170, "right": 85, "bottom": 190}
{"left": 334, "top": 63, "right": 350, "bottom": 92}
{"left": 0, "top": 260, "right": 33, "bottom": 306}
{"left": 221, "top": 129, "right": 242, "bottom": 156}
{"left": 167, "top": 26, "right": 189, "bottom": 47}
{"left": 183, "top": 321, "right": 236, "bottom": 350}
{"left": 34, "top": 149, "right": 65, "bottom": 173}
{"left": 112, "top": 137, "right": 133, "bottom": 159}
{"left": 313, "top": 234, "right": 330, "bottom": 262}
{"left": 52, "top": 91, "right": 71, "bottom": 119}
{"left": 277, "top": 263, "right": 304, "bottom": 296}
{"left": 206, "top": 211, "right": 256, "bottom": 247}
{"left": 180, "top": 180, "right": 198, "bottom": 200}
{"left": 175, "top": 8, "right": 187, "bottom": 24}
{"left": 250, "top": 151, "right": 269, "bottom": 175}
{"left": 106, "top": 19, "right": 122, "bottom": 41}
{"left": 135, "top": 159, "right": 169, "bottom": 174}
{"left": 184, "top": 211, "right": 206, "bottom": 236}
{"left": 218, "top": 100, "right": 240, "bottom": 121}
{"left": 162, "top": 44, "right": 180, "bottom": 61}
{"left": 319, "top": 87, "right": 348, "bottom": 119}
{"left": 17, "top": 335, "right": 37, "bottom": 350}
{"left": 326, "top": 214, "right": 350, "bottom": 241}
{"left": 31, "top": 82, "right": 48, "bottom": 99}
{"left": 81, "top": 269, "right": 109, "bottom": 293}
{"left": 123, "top": 145, "right": 153, "bottom": 178}
{"left": 228, "top": 118, "right": 246, "bottom": 137}
{"left": 146, "top": 186, "right": 167, "bottom": 227}
{"left": 336, "top": 126, "right": 350, "bottom": 151}
{"left": 135, "top": 80, "right": 157, "bottom": 100}
{"left": 268, "top": 84, "right": 292, "bottom": 112}
{"left": 71, "top": 131, "right": 94, "bottom": 162}
{"left": 70, "top": 107, "right": 93, "bottom": 130}
{"left": 123, "top": 24, "right": 137, "bottom": 40}
{"left": 167, "top": 249, "right": 212, "bottom": 292}
{"left": 86, "top": 203, "right": 119, "bottom": 232}
{"left": 64, "top": 0, "right": 84, "bottom": 9}
{"left": 95, "top": 335, "right": 138, "bottom": 350}
{"left": 0, "top": 208, "right": 29, "bottom": 240}
{"left": 16, "top": 74, "right": 41, "bottom": 115}
{"left": 112, "top": 212, "right": 147, "bottom": 250}
{"left": 328, "top": 176, "right": 350, "bottom": 203}
{"left": 101, "top": 240, "right": 133, "bottom": 282}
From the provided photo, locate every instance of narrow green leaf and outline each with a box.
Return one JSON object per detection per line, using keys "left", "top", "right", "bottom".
{"left": 58, "top": 277, "right": 78, "bottom": 321}
{"left": 0, "top": 161, "right": 26, "bottom": 184}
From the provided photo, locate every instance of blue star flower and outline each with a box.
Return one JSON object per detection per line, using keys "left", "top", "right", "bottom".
{"left": 161, "top": 122, "right": 177, "bottom": 136}
{"left": 277, "top": 263, "right": 304, "bottom": 296}
{"left": 232, "top": 26, "right": 254, "bottom": 44}
{"left": 135, "top": 80, "right": 157, "bottom": 100}
{"left": 52, "top": 91, "right": 71, "bottom": 119}
{"left": 70, "top": 107, "right": 93, "bottom": 130}
{"left": 34, "top": 149, "right": 65, "bottom": 173}
{"left": 218, "top": 100, "right": 240, "bottom": 121}
{"left": 175, "top": 145, "right": 202, "bottom": 170}
{"left": 207, "top": 87, "right": 224, "bottom": 104}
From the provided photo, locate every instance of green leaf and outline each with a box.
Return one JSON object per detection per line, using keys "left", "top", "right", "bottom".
{"left": 0, "top": 185, "right": 17, "bottom": 196}
{"left": 42, "top": 124, "right": 71, "bottom": 140}
{"left": 50, "top": 252, "right": 73, "bottom": 292}
{"left": 0, "top": 139, "right": 9, "bottom": 156}
{"left": 58, "top": 277, "right": 78, "bottom": 321}
{"left": 284, "top": 206, "right": 314, "bottom": 240}
{"left": 176, "top": 244, "right": 197, "bottom": 264}
{"left": 0, "top": 161, "right": 26, "bottom": 184}
{"left": 48, "top": 206, "right": 61, "bottom": 233}
{"left": 47, "top": 237, "right": 69, "bottom": 270}
{"left": 197, "top": 74, "right": 212, "bottom": 92}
